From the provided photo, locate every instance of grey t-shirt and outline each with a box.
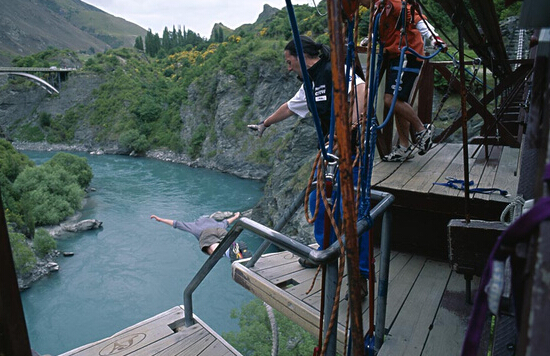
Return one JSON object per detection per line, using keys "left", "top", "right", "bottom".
{"left": 172, "top": 215, "right": 228, "bottom": 240}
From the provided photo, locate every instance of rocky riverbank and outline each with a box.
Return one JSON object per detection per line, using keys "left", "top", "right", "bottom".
{"left": 17, "top": 217, "right": 103, "bottom": 290}
{"left": 18, "top": 252, "right": 61, "bottom": 290}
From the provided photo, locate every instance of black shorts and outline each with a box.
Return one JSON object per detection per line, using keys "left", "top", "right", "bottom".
{"left": 384, "top": 54, "right": 423, "bottom": 103}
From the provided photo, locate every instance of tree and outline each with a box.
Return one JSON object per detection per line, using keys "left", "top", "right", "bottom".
{"left": 119, "top": 129, "right": 150, "bottom": 153}
{"left": 134, "top": 36, "right": 144, "bottom": 51}
{"left": 223, "top": 299, "right": 316, "bottom": 356}
{"left": 0, "top": 139, "right": 35, "bottom": 183}
{"left": 9, "top": 231, "right": 36, "bottom": 275}
{"left": 43, "top": 152, "right": 93, "bottom": 189}
{"left": 162, "top": 27, "right": 171, "bottom": 51}
{"left": 33, "top": 228, "right": 56, "bottom": 258}
{"left": 145, "top": 29, "right": 161, "bottom": 56}
{"left": 12, "top": 153, "right": 91, "bottom": 227}
{"left": 172, "top": 26, "right": 179, "bottom": 48}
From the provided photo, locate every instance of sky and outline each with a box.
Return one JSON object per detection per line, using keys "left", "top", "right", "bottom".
{"left": 81, "top": 0, "right": 314, "bottom": 38}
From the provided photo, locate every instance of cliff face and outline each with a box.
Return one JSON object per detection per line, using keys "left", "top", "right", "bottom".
{"left": 152, "top": 62, "right": 320, "bottom": 243}
{"left": 0, "top": 64, "right": 320, "bottom": 244}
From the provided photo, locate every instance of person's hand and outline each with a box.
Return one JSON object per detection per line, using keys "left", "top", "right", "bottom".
{"left": 150, "top": 215, "right": 160, "bottom": 221}
{"left": 234, "top": 212, "right": 241, "bottom": 219}
{"left": 247, "top": 122, "right": 267, "bottom": 137}
{"left": 431, "top": 36, "right": 447, "bottom": 53}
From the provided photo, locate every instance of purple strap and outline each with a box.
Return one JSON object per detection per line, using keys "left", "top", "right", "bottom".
{"left": 461, "top": 164, "right": 550, "bottom": 356}
{"left": 544, "top": 163, "right": 550, "bottom": 181}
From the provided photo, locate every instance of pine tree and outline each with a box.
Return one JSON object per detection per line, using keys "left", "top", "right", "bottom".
{"left": 162, "top": 27, "right": 171, "bottom": 51}
{"left": 134, "top": 36, "right": 144, "bottom": 51}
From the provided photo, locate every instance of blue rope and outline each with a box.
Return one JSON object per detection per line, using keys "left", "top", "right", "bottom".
{"left": 285, "top": 0, "right": 333, "bottom": 162}
{"left": 376, "top": 45, "right": 442, "bottom": 130}
{"left": 433, "top": 178, "right": 509, "bottom": 196}
{"left": 359, "top": 12, "right": 384, "bottom": 222}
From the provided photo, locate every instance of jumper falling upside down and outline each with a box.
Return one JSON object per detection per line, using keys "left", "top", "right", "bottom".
{"left": 150, "top": 211, "right": 252, "bottom": 261}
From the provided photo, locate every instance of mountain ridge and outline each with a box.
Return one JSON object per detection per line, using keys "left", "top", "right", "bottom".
{"left": 0, "top": 0, "right": 148, "bottom": 65}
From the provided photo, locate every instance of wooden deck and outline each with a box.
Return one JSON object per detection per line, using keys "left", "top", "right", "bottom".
{"left": 369, "top": 142, "right": 521, "bottom": 259}
{"left": 371, "top": 142, "right": 519, "bottom": 205}
{"left": 232, "top": 249, "right": 480, "bottom": 356}
{"left": 58, "top": 306, "right": 242, "bottom": 356}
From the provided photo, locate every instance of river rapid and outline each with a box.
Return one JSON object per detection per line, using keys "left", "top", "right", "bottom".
{"left": 19, "top": 151, "right": 265, "bottom": 355}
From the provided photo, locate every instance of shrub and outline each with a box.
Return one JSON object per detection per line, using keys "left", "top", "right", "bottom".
{"left": 119, "top": 129, "right": 150, "bottom": 153}
{"left": 14, "top": 164, "right": 86, "bottom": 225}
{"left": 247, "top": 148, "right": 272, "bottom": 165}
{"left": 33, "top": 228, "right": 56, "bottom": 258}
{"left": 223, "top": 298, "right": 316, "bottom": 356}
{"left": 43, "top": 152, "right": 93, "bottom": 189}
{"left": 9, "top": 231, "right": 36, "bottom": 275}
{"left": 188, "top": 124, "right": 207, "bottom": 158}
{"left": 39, "top": 112, "right": 52, "bottom": 127}
{"left": 14, "top": 123, "right": 45, "bottom": 142}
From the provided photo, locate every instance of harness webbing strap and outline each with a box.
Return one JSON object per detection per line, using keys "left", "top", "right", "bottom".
{"left": 390, "top": 66, "right": 421, "bottom": 73}
{"left": 433, "top": 179, "right": 508, "bottom": 196}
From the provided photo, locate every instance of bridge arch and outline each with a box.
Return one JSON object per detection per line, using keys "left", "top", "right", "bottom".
{"left": 0, "top": 72, "right": 59, "bottom": 94}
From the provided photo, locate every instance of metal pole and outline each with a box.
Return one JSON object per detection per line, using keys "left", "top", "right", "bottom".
{"left": 458, "top": 14, "right": 471, "bottom": 222}
{"left": 184, "top": 226, "right": 243, "bottom": 326}
{"left": 246, "top": 188, "right": 307, "bottom": 268}
{"left": 483, "top": 63, "right": 489, "bottom": 159}
{"left": 375, "top": 209, "right": 392, "bottom": 350}
{"left": 324, "top": 257, "right": 339, "bottom": 355}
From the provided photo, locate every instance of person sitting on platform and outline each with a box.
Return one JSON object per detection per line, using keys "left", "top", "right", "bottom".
{"left": 150, "top": 211, "right": 251, "bottom": 261}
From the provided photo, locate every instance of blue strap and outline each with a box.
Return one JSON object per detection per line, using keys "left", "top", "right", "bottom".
{"left": 377, "top": 45, "right": 442, "bottom": 130}
{"left": 285, "top": 0, "right": 333, "bottom": 162}
{"left": 390, "top": 66, "right": 421, "bottom": 74}
{"left": 433, "top": 178, "right": 508, "bottom": 196}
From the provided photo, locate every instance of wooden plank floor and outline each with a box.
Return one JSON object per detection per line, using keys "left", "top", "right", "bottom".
{"left": 233, "top": 250, "right": 480, "bottom": 356}
{"left": 371, "top": 142, "right": 520, "bottom": 205}
{"left": 58, "top": 306, "right": 242, "bottom": 356}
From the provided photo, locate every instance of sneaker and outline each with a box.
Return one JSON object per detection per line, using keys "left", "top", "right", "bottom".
{"left": 229, "top": 242, "right": 253, "bottom": 262}
{"left": 382, "top": 144, "right": 415, "bottom": 162}
{"left": 416, "top": 124, "right": 434, "bottom": 155}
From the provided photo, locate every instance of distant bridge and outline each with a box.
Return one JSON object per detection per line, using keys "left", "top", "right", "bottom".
{"left": 0, "top": 66, "right": 76, "bottom": 73}
{"left": 0, "top": 67, "right": 77, "bottom": 94}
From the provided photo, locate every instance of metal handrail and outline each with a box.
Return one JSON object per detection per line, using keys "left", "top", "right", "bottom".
{"left": 248, "top": 189, "right": 394, "bottom": 267}
{"left": 183, "top": 188, "right": 394, "bottom": 356}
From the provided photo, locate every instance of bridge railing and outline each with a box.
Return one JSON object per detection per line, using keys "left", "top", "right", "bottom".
{"left": 0, "top": 67, "right": 76, "bottom": 72}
